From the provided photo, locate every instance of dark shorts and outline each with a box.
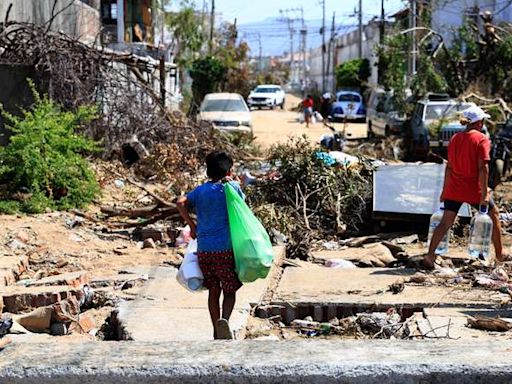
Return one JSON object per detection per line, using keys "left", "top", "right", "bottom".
{"left": 444, "top": 198, "right": 495, "bottom": 213}
{"left": 197, "top": 250, "right": 242, "bottom": 293}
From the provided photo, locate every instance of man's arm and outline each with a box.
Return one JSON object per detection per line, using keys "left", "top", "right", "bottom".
{"left": 440, "top": 162, "right": 451, "bottom": 202}
{"left": 478, "top": 158, "right": 490, "bottom": 206}
{"left": 176, "top": 196, "right": 197, "bottom": 239}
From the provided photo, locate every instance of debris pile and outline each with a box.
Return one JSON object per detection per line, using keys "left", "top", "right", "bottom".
{"left": 246, "top": 137, "right": 374, "bottom": 259}
{"left": 0, "top": 21, "right": 251, "bottom": 171}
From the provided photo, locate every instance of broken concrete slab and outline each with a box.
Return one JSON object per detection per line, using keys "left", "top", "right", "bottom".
{"left": 116, "top": 247, "right": 285, "bottom": 341}
{"left": 19, "top": 271, "right": 90, "bottom": 288}
{"left": 2, "top": 339, "right": 512, "bottom": 383}
{"left": 274, "top": 265, "right": 509, "bottom": 309}
{"left": 0, "top": 285, "right": 83, "bottom": 313}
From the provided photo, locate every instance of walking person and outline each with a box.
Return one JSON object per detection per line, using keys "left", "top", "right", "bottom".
{"left": 303, "top": 94, "right": 314, "bottom": 128}
{"left": 422, "top": 106, "right": 507, "bottom": 269}
{"left": 320, "top": 92, "right": 332, "bottom": 121}
{"left": 176, "top": 151, "right": 245, "bottom": 339}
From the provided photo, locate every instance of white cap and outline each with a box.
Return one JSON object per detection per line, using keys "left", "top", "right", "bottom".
{"left": 462, "top": 105, "right": 490, "bottom": 124}
{"left": 322, "top": 92, "right": 332, "bottom": 99}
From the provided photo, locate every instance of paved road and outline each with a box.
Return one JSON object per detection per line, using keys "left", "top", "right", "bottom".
{"left": 251, "top": 94, "right": 368, "bottom": 148}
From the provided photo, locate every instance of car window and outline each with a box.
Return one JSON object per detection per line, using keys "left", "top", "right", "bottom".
{"left": 413, "top": 103, "right": 425, "bottom": 123}
{"left": 369, "top": 91, "right": 384, "bottom": 108}
{"left": 425, "top": 103, "right": 471, "bottom": 120}
{"left": 201, "top": 99, "right": 248, "bottom": 112}
{"left": 338, "top": 94, "right": 361, "bottom": 102}
{"left": 255, "top": 88, "right": 278, "bottom": 93}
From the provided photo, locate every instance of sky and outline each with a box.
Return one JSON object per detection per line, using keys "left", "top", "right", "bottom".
{"left": 169, "top": 0, "right": 407, "bottom": 56}
{"left": 215, "top": 0, "right": 406, "bottom": 25}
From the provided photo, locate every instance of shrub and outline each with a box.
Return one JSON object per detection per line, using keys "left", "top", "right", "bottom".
{"left": 0, "top": 81, "right": 100, "bottom": 213}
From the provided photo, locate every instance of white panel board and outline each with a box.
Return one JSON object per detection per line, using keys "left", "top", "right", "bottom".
{"left": 373, "top": 163, "right": 471, "bottom": 217}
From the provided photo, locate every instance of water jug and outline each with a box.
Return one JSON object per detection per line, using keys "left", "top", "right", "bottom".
{"left": 468, "top": 206, "right": 493, "bottom": 261}
{"left": 427, "top": 205, "right": 449, "bottom": 254}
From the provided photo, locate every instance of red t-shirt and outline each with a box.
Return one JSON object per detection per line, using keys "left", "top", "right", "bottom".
{"left": 303, "top": 98, "right": 313, "bottom": 108}
{"left": 443, "top": 130, "right": 490, "bottom": 204}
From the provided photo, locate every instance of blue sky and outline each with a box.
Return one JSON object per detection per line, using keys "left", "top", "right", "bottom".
{"left": 168, "top": 0, "right": 406, "bottom": 56}
{"left": 216, "top": 0, "right": 406, "bottom": 25}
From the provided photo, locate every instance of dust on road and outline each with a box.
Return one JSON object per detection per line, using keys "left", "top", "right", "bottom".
{"left": 251, "top": 94, "right": 368, "bottom": 148}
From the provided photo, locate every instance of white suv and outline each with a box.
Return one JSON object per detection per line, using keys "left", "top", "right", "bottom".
{"left": 247, "top": 85, "right": 285, "bottom": 110}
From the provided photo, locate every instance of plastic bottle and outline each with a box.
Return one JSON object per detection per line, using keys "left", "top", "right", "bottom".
{"left": 187, "top": 277, "right": 203, "bottom": 291}
{"left": 468, "top": 206, "right": 493, "bottom": 261}
{"left": 427, "top": 205, "right": 449, "bottom": 254}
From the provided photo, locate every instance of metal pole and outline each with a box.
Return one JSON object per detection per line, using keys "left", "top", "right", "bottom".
{"left": 411, "top": 0, "right": 417, "bottom": 75}
{"left": 117, "top": 0, "right": 124, "bottom": 43}
{"left": 321, "top": 0, "right": 326, "bottom": 91}
{"left": 358, "top": 0, "right": 363, "bottom": 59}
{"left": 209, "top": 0, "right": 215, "bottom": 55}
{"left": 378, "top": 0, "right": 385, "bottom": 83}
{"left": 290, "top": 19, "right": 295, "bottom": 83}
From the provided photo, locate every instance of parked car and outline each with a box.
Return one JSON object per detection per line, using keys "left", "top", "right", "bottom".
{"left": 408, "top": 93, "right": 482, "bottom": 158}
{"left": 366, "top": 88, "right": 408, "bottom": 137}
{"left": 198, "top": 93, "right": 252, "bottom": 133}
{"left": 331, "top": 91, "right": 366, "bottom": 122}
{"left": 247, "top": 85, "right": 285, "bottom": 110}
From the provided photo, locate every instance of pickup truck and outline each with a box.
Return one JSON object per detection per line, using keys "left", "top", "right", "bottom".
{"left": 247, "top": 85, "right": 285, "bottom": 110}
{"left": 408, "top": 94, "right": 483, "bottom": 159}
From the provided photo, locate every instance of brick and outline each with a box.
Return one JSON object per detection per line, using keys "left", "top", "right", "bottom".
{"left": 0, "top": 255, "right": 30, "bottom": 287}
{"left": 26, "top": 271, "right": 90, "bottom": 289}
{"left": 0, "top": 286, "right": 83, "bottom": 313}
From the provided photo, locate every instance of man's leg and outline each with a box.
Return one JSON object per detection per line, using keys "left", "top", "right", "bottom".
{"left": 208, "top": 286, "right": 221, "bottom": 339}
{"left": 222, "top": 292, "right": 236, "bottom": 321}
{"left": 489, "top": 205, "right": 504, "bottom": 261}
{"left": 423, "top": 209, "right": 457, "bottom": 268}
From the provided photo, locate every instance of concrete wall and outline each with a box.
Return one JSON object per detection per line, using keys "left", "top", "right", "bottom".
{"left": 308, "top": 22, "right": 380, "bottom": 93}
{"left": 0, "top": 0, "right": 101, "bottom": 43}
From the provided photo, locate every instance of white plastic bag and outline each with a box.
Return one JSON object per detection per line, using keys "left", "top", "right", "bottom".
{"left": 176, "top": 240, "right": 205, "bottom": 292}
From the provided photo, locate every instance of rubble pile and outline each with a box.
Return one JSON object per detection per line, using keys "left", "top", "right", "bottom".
{"left": 0, "top": 21, "right": 250, "bottom": 174}
{"left": 246, "top": 137, "right": 374, "bottom": 259}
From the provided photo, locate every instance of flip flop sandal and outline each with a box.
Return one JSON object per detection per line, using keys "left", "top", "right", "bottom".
{"left": 215, "top": 318, "right": 233, "bottom": 340}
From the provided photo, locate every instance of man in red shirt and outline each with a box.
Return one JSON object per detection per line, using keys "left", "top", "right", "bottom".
{"left": 422, "top": 106, "right": 505, "bottom": 269}
{"left": 302, "top": 95, "right": 314, "bottom": 128}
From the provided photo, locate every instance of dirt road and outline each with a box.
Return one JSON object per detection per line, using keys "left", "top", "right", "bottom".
{"left": 251, "top": 94, "right": 368, "bottom": 148}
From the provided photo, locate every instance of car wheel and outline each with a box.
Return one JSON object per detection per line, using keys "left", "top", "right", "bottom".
{"left": 281, "top": 100, "right": 285, "bottom": 110}
{"left": 270, "top": 102, "right": 275, "bottom": 110}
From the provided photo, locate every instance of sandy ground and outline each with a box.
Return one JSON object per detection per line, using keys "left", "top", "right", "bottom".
{"left": 251, "top": 94, "right": 368, "bottom": 149}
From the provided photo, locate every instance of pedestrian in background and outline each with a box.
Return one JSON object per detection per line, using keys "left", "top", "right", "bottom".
{"left": 320, "top": 92, "right": 332, "bottom": 121}
{"left": 423, "top": 106, "right": 507, "bottom": 269}
{"left": 303, "top": 94, "right": 314, "bottom": 128}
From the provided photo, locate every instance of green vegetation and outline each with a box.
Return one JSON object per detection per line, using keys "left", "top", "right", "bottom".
{"left": 189, "top": 56, "right": 226, "bottom": 112}
{"left": 335, "top": 58, "right": 371, "bottom": 89}
{"left": 0, "top": 82, "right": 100, "bottom": 213}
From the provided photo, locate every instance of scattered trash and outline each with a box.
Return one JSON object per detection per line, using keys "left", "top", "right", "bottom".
{"left": 114, "top": 179, "right": 126, "bottom": 189}
{"left": 0, "top": 318, "right": 13, "bottom": 338}
{"left": 175, "top": 225, "right": 192, "bottom": 248}
{"left": 324, "top": 259, "right": 357, "bottom": 269}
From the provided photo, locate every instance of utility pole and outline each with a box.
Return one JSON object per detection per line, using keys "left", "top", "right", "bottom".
{"left": 321, "top": 0, "right": 326, "bottom": 91}
{"left": 378, "top": 0, "right": 385, "bottom": 83}
{"left": 326, "top": 12, "right": 335, "bottom": 92}
{"left": 358, "top": 0, "right": 363, "bottom": 59}
{"left": 410, "top": 0, "right": 417, "bottom": 76}
{"left": 209, "top": 0, "right": 215, "bottom": 55}
{"left": 299, "top": 7, "right": 307, "bottom": 89}
{"left": 280, "top": 9, "right": 299, "bottom": 84}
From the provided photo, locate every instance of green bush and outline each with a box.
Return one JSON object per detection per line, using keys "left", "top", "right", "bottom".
{"left": 0, "top": 81, "right": 100, "bottom": 213}
{"left": 335, "top": 58, "right": 371, "bottom": 89}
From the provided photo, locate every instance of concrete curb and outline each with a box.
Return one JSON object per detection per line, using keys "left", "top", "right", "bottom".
{"left": 1, "top": 339, "right": 511, "bottom": 383}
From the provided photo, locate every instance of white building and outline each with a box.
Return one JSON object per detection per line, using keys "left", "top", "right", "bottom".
{"left": 308, "top": 21, "right": 382, "bottom": 92}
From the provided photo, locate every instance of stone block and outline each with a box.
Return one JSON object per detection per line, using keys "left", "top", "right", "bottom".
{"left": 1, "top": 286, "right": 83, "bottom": 313}
{"left": 0, "top": 256, "right": 30, "bottom": 287}
{"left": 26, "top": 271, "right": 90, "bottom": 288}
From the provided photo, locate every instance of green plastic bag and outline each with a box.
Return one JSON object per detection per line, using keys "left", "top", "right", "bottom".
{"left": 225, "top": 182, "right": 274, "bottom": 283}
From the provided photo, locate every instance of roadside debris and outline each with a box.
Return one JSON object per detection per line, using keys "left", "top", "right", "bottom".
{"left": 467, "top": 316, "right": 512, "bottom": 332}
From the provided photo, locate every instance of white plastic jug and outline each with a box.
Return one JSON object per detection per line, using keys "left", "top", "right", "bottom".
{"left": 176, "top": 240, "right": 205, "bottom": 292}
